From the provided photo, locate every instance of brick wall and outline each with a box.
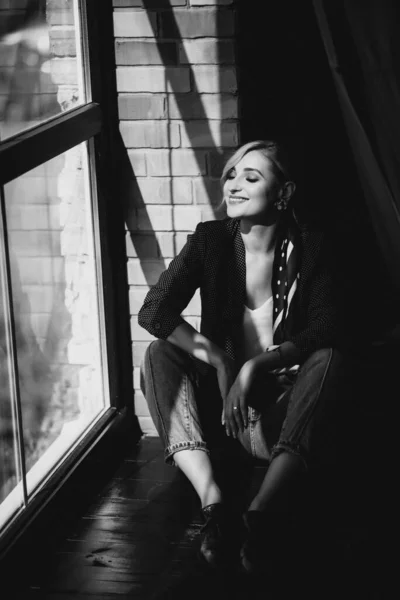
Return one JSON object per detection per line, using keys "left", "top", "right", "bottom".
{"left": 113, "top": 0, "right": 238, "bottom": 435}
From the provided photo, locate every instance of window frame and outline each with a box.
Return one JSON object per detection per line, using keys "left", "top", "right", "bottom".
{"left": 0, "top": 0, "right": 135, "bottom": 554}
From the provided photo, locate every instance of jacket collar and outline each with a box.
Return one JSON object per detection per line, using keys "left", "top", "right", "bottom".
{"left": 222, "top": 213, "right": 303, "bottom": 320}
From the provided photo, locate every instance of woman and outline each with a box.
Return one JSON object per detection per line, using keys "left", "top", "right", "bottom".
{"left": 138, "top": 140, "right": 342, "bottom": 573}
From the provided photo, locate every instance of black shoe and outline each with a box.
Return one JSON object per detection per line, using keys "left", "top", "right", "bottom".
{"left": 199, "top": 503, "right": 226, "bottom": 568}
{"left": 240, "top": 510, "right": 274, "bottom": 574}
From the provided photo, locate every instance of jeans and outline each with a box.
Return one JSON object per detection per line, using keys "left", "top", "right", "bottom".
{"left": 141, "top": 340, "right": 347, "bottom": 468}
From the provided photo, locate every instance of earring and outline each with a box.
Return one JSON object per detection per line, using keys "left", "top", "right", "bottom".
{"left": 275, "top": 198, "right": 287, "bottom": 211}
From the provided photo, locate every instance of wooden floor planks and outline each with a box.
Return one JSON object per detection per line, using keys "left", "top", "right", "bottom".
{"left": 7, "top": 436, "right": 389, "bottom": 600}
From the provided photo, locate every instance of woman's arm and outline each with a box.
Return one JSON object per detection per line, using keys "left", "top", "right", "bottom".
{"left": 223, "top": 341, "right": 300, "bottom": 437}
{"left": 138, "top": 223, "right": 206, "bottom": 340}
{"left": 167, "top": 321, "right": 236, "bottom": 402}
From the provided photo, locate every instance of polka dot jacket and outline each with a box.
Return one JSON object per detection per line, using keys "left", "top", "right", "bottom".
{"left": 138, "top": 216, "right": 338, "bottom": 364}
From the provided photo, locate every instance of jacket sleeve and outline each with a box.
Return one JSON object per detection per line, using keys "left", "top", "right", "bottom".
{"left": 288, "top": 235, "right": 338, "bottom": 358}
{"left": 138, "top": 222, "right": 206, "bottom": 340}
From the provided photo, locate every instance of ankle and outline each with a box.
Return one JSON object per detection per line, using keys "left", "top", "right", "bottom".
{"left": 200, "top": 487, "right": 223, "bottom": 509}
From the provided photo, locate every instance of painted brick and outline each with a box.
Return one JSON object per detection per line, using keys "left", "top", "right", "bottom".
{"left": 175, "top": 231, "right": 191, "bottom": 253}
{"left": 120, "top": 121, "right": 180, "bottom": 148}
{"left": 132, "top": 341, "right": 149, "bottom": 367}
{"left": 126, "top": 206, "right": 173, "bottom": 231}
{"left": 155, "top": 231, "right": 192, "bottom": 256}
{"left": 192, "top": 65, "right": 237, "bottom": 92}
{"left": 129, "top": 285, "right": 150, "bottom": 314}
{"left": 146, "top": 149, "right": 207, "bottom": 176}
{"left": 113, "top": 10, "right": 157, "bottom": 37}
{"left": 150, "top": 231, "right": 191, "bottom": 257}
{"left": 49, "top": 30, "right": 76, "bottom": 57}
{"left": 7, "top": 205, "right": 61, "bottom": 230}
{"left": 48, "top": 10, "right": 74, "bottom": 26}
{"left": 131, "top": 317, "right": 155, "bottom": 341}
{"left": 127, "top": 150, "right": 147, "bottom": 175}
{"left": 168, "top": 93, "right": 237, "bottom": 120}
{"left": 116, "top": 66, "right": 190, "bottom": 92}
{"left": 0, "top": 44, "right": 17, "bottom": 67}
{"left": 130, "top": 177, "right": 192, "bottom": 204}
{"left": 192, "top": 176, "right": 222, "bottom": 205}
{"left": 134, "top": 391, "right": 150, "bottom": 417}
{"left": 127, "top": 258, "right": 171, "bottom": 285}
{"left": 18, "top": 257, "right": 66, "bottom": 285}
{"left": 133, "top": 367, "right": 141, "bottom": 390}
{"left": 114, "top": 0, "right": 186, "bottom": 6}
{"left": 6, "top": 176, "right": 59, "bottom": 204}
{"left": 47, "top": 1, "right": 74, "bottom": 9}
{"left": 154, "top": 232, "right": 175, "bottom": 257}
{"left": 138, "top": 416, "right": 158, "bottom": 437}
{"left": 172, "top": 206, "right": 202, "bottom": 231}
{"left": 190, "top": 1, "right": 233, "bottom": 5}
{"left": 139, "top": 206, "right": 173, "bottom": 230}
{"left": 206, "top": 148, "right": 235, "bottom": 177}
{"left": 180, "top": 120, "right": 238, "bottom": 147}
{"left": 125, "top": 232, "right": 159, "bottom": 258}
{"left": 118, "top": 94, "right": 166, "bottom": 120}
{"left": 201, "top": 204, "right": 220, "bottom": 222}
{"left": 8, "top": 230, "right": 61, "bottom": 256}
{"left": 20, "top": 285, "right": 56, "bottom": 313}
{"left": 115, "top": 40, "right": 177, "bottom": 66}
{"left": 179, "top": 39, "right": 234, "bottom": 64}
{"left": 49, "top": 58, "right": 77, "bottom": 85}
{"left": 182, "top": 289, "right": 201, "bottom": 315}
{"left": 160, "top": 9, "right": 233, "bottom": 38}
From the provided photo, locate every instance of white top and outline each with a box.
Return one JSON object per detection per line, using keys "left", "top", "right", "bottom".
{"left": 241, "top": 296, "right": 274, "bottom": 362}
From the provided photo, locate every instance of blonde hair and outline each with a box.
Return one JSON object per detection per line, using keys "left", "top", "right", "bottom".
{"left": 220, "top": 140, "right": 293, "bottom": 188}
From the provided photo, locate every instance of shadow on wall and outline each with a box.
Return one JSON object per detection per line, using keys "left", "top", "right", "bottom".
{"left": 120, "top": 0, "right": 231, "bottom": 286}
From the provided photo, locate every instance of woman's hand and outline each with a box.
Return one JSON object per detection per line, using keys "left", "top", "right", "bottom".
{"left": 223, "top": 360, "right": 256, "bottom": 438}
{"left": 215, "top": 354, "right": 236, "bottom": 410}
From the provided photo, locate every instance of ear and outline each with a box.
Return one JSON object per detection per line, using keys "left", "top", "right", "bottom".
{"left": 280, "top": 181, "right": 296, "bottom": 206}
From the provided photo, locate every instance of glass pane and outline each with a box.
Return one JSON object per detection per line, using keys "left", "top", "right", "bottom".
{"left": 0, "top": 0, "right": 86, "bottom": 141}
{"left": 3, "top": 141, "right": 107, "bottom": 497}
{"left": 0, "top": 210, "right": 24, "bottom": 531}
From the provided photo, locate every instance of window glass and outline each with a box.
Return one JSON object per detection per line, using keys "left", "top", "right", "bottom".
{"left": 0, "top": 0, "right": 86, "bottom": 141}
{"left": 3, "top": 141, "right": 107, "bottom": 498}
{"left": 0, "top": 216, "right": 24, "bottom": 532}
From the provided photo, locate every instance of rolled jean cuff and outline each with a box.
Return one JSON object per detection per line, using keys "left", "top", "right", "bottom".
{"left": 270, "top": 441, "right": 308, "bottom": 471}
{"left": 165, "top": 441, "right": 209, "bottom": 466}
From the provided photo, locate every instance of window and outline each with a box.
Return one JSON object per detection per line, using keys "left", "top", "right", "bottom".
{"left": 0, "top": 0, "right": 122, "bottom": 541}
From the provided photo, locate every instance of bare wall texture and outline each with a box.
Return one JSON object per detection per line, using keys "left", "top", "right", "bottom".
{"left": 113, "top": 0, "right": 238, "bottom": 434}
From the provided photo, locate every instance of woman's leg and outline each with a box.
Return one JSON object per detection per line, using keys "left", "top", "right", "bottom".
{"left": 142, "top": 339, "right": 232, "bottom": 567}
{"left": 240, "top": 348, "right": 348, "bottom": 571}
{"left": 141, "top": 339, "right": 223, "bottom": 507}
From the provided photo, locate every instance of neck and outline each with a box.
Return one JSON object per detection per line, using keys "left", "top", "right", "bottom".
{"left": 240, "top": 219, "right": 279, "bottom": 255}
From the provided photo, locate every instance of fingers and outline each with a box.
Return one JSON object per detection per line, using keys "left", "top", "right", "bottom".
{"left": 224, "top": 400, "right": 247, "bottom": 439}
{"left": 224, "top": 404, "right": 238, "bottom": 438}
{"left": 240, "top": 398, "right": 248, "bottom": 430}
{"left": 233, "top": 403, "right": 244, "bottom": 434}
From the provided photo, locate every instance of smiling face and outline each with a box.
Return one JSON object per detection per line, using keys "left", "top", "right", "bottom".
{"left": 223, "top": 150, "right": 282, "bottom": 223}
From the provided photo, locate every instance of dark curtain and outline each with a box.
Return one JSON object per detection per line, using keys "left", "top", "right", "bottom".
{"left": 313, "top": 0, "right": 400, "bottom": 302}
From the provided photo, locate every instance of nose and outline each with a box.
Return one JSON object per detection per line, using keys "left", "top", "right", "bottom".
{"left": 228, "top": 174, "right": 241, "bottom": 192}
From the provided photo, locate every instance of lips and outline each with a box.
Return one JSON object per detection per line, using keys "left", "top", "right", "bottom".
{"left": 228, "top": 196, "right": 248, "bottom": 204}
